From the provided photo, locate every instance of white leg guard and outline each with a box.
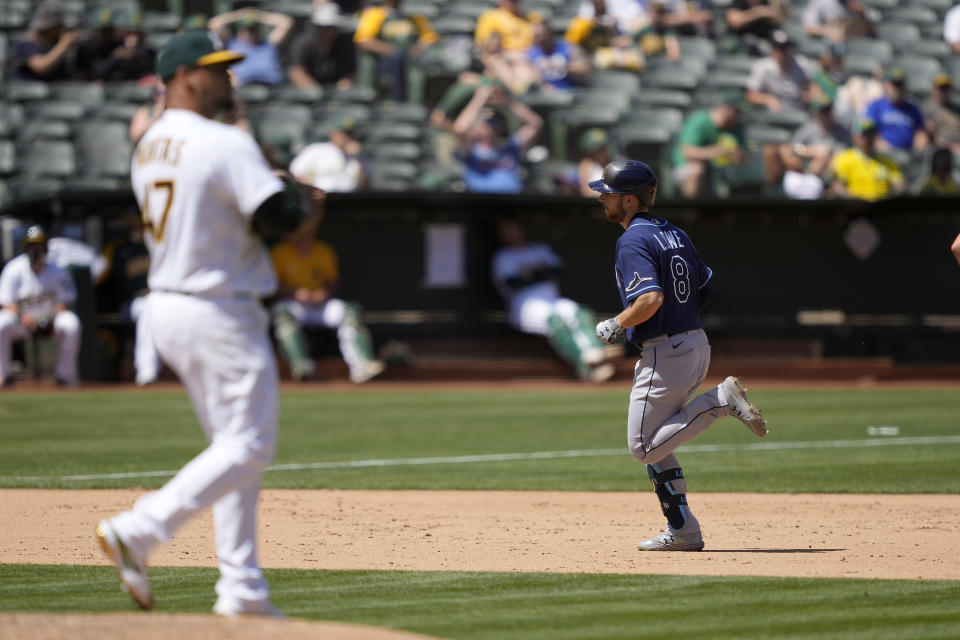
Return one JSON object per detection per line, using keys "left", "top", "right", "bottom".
{"left": 53, "top": 310, "right": 81, "bottom": 384}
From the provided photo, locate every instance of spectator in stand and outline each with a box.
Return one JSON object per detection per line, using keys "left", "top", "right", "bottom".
{"left": 0, "top": 225, "right": 82, "bottom": 388}
{"left": 725, "top": 0, "right": 784, "bottom": 56}
{"left": 289, "top": 116, "right": 369, "bottom": 192}
{"left": 923, "top": 73, "right": 960, "bottom": 154}
{"left": 746, "top": 30, "right": 812, "bottom": 113}
{"left": 826, "top": 118, "right": 904, "bottom": 200}
{"left": 528, "top": 21, "right": 589, "bottom": 92}
{"left": 779, "top": 96, "right": 851, "bottom": 199}
{"left": 834, "top": 60, "right": 883, "bottom": 124}
{"left": 654, "top": 0, "right": 714, "bottom": 38}
{"left": 671, "top": 93, "right": 748, "bottom": 198}
{"left": 944, "top": 3, "right": 960, "bottom": 55}
{"left": 74, "top": 8, "right": 155, "bottom": 83}
{"left": 478, "top": 31, "right": 540, "bottom": 95}
{"left": 574, "top": 0, "right": 647, "bottom": 36}
{"left": 74, "top": 6, "right": 124, "bottom": 81}
{"left": 13, "top": 2, "right": 84, "bottom": 81}
{"left": 288, "top": 2, "right": 356, "bottom": 90}
{"left": 208, "top": 8, "right": 293, "bottom": 86}
{"left": 476, "top": 0, "right": 540, "bottom": 54}
{"left": 565, "top": 0, "right": 647, "bottom": 71}
{"left": 632, "top": 2, "right": 681, "bottom": 63}
{"left": 578, "top": 127, "right": 615, "bottom": 197}
{"left": 129, "top": 83, "right": 165, "bottom": 143}
{"left": 865, "top": 67, "right": 929, "bottom": 154}
{"left": 916, "top": 148, "right": 960, "bottom": 196}
{"left": 802, "top": 0, "right": 873, "bottom": 43}
{"left": 809, "top": 42, "right": 845, "bottom": 103}
{"left": 453, "top": 82, "right": 543, "bottom": 193}
{"left": 181, "top": 14, "right": 208, "bottom": 31}
{"left": 429, "top": 75, "right": 511, "bottom": 166}
{"left": 354, "top": 0, "right": 438, "bottom": 102}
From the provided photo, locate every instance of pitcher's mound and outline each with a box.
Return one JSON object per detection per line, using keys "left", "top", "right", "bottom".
{"left": 0, "top": 612, "right": 443, "bottom": 640}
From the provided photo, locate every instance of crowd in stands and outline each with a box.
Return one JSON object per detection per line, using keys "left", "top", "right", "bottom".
{"left": 3, "top": 0, "right": 960, "bottom": 204}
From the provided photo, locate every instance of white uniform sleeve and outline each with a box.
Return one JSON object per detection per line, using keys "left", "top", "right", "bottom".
{"left": 0, "top": 261, "right": 17, "bottom": 306}
{"left": 216, "top": 128, "right": 285, "bottom": 218}
{"left": 945, "top": 6, "right": 960, "bottom": 44}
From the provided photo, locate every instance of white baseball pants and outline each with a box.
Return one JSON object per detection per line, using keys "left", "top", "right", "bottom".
{"left": 278, "top": 297, "right": 371, "bottom": 374}
{"left": 0, "top": 309, "right": 81, "bottom": 383}
{"left": 108, "top": 291, "right": 278, "bottom": 609}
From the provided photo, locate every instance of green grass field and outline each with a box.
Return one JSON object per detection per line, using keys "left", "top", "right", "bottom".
{"left": 2, "top": 387, "right": 959, "bottom": 638}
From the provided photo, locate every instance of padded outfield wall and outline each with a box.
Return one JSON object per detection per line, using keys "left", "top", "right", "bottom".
{"left": 2, "top": 191, "right": 960, "bottom": 374}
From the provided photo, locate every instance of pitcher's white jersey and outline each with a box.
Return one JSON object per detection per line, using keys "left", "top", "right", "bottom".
{"left": 131, "top": 109, "right": 284, "bottom": 297}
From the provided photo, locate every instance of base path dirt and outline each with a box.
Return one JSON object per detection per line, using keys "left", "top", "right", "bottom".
{"left": 3, "top": 489, "right": 957, "bottom": 580}
{"left": 0, "top": 613, "right": 442, "bottom": 640}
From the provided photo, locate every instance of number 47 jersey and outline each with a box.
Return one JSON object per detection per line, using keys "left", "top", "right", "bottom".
{"left": 131, "top": 109, "right": 285, "bottom": 298}
{"left": 614, "top": 214, "right": 713, "bottom": 345}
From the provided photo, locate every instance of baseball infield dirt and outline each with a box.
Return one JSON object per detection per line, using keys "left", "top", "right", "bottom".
{"left": 4, "top": 488, "right": 958, "bottom": 639}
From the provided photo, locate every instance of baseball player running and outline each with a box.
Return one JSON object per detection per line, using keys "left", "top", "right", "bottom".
{"left": 96, "top": 31, "right": 311, "bottom": 616}
{"left": 590, "top": 160, "right": 767, "bottom": 552}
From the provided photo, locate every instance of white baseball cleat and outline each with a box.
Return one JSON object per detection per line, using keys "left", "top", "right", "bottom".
{"left": 720, "top": 376, "right": 767, "bottom": 437}
{"left": 214, "top": 599, "right": 285, "bottom": 619}
{"left": 96, "top": 520, "right": 154, "bottom": 610}
{"left": 637, "top": 528, "right": 704, "bottom": 552}
{"left": 350, "top": 360, "right": 386, "bottom": 384}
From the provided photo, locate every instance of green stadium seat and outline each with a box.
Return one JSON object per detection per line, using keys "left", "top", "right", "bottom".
{"left": 365, "top": 122, "right": 422, "bottom": 144}
{"left": 98, "top": 102, "right": 140, "bottom": 123}
{"left": 0, "top": 103, "right": 25, "bottom": 138}
{"left": 586, "top": 70, "right": 641, "bottom": 94}
{"left": 876, "top": 22, "right": 920, "bottom": 51}
{"left": 145, "top": 32, "right": 176, "bottom": 52}
{"left": 716, "top": 55, "right": 758, "bottom": 74}
{"left": 676, "top": 37, "right": 716, "bottom": 62}
{"left": 632, "top": 89, "right": 692, "bottom": 110}
{"left": 105, "top": 82, "right": 154, "bottom": 103}
{"left": 19, "top": 140, "right": 76, "bottom": 178}
{"left": 28, "top": 100, "right": 86, "bottom": 121}
{"left": 447, "top": 2, "right": 491, "bottom": 20}
{"left": 859, "top": 0, "right": 899, "bottom": 9}
{"left": 751, "top": 109, "right": 809, "bottom": 130}
{"left": 65, "top": 176, "right": 125, "bottom": 192}
{"left": 9, "top": 177, "right": 63, "bottom": 200}
{"left": 903, "top": 40, "right": 952, "bottom": 60}
{"left": 369, "top": 161, "right": 419, "bottom": 190}
{"left": 271, "top": 84, "right": 324, "bottom": 104}
{"left": 371, "top": 142, "right": 422, "bottom": 162}
{"left": 50, "top": 81, "right": 105, "bottom": 107}
{"left": 845, "top": 38, "right": 893, "bottom": 65}
{"left": 620, "top": 108, "right": 684, "bottom": 136}
{"left": 0, "top": 180, "right": 10, "bottom": 209}
{"left": 0, "top": 140, "right": 15, "bottom": 176}
{"left": 431, "top": 16, "right": 477, "bottom": 36}
{"left": 549, "top": 106, "right": 620, "bottom": 160}
{"left": 235, "top": 83, "right": 271, "bottom": 103}
{"left": 18, "top": 119, "right": 72, "bottom": 141}
{"left": 141, "top": 10, "right": 182, "bottom": 32}
{"left": 888, "top": 6, "right": 939, "bottom": 26}
{"left": 574, "top": 88, "right": 631, "bottom": 115}
{"left": 373, "top": 102, "right": 428, "bottom": 123}
{"left": 328, "top": 85, "right": 378, "bottom": 104}
{"left": 703, "top": 71, "right": 750, "bottom": 90}
{"left": 745, "top": 124, "right": 791, "bottom": 145}
{"left": 6, "top": 81, "right": 51, "bottom": 102}
{"left": 913, "top": 0, "right": 951, "bottom": 10}
{"left": 899, "top": 55, "right": 943, "bottom": 95}
{"left": 76, "top": 120, "right": 129, "bottom": 146}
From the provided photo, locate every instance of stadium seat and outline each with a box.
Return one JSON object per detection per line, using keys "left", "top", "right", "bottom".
{"left": 18, "top": 140, "right": 76, "bottom": 178}
{"left": 715, "top": 55, "right": 758, "bottom": 75}
{"left": 745, "top": 124, "right": 791, "bottom": 145}
{"left": 586, "top": 70, "right": 641, "bottom": 95}
{"left": 574, "top": 88, "right": 632, "bottom": 116}
{"left": 431, "top": 16, "right": 477, "bottom": 37}
{"left": 632, "top": 89, "right": 692, "bottom": 110}
{"left": 76, "top": 120, "right": 129, "bottom": 146}
{"left": 369, "top": 161, "right": 418, "bottom": 190}
{"left": 365, "top": 122, "right": 422, "bottom": 144}
{"left": 549, "top": 107, "right": 621, "bottom": 160}
{"left": 141, "top": 10, "right": 182, "bottom": 32}
{"left": 66, "top": 176, "right": 125, "bottom": 192}
{"left": 98, "top": 102, "right": 140, "bottom": 123}
{"left": 6, "top": 81, "right": 51, "bottom": 102}
{"left": 0, "top": 140, "right": 15, "bottom": 176}
{"left": 913, "top": 0, "right": 951, "bottom": 10}
{"left": 751, "top": 109, "right": 809, "bottom": 130}
{"left": 373, "top": 102, "right": 428, "bottom": 123}
{"left": 859, "top": 0, "right": 899, "bottom": 9}
{"left": 50, "top": 81, "right": 105, "bottom": 107}
{"left": 620, "top": 108, "right": 684, "bottom": 136}
{"left": 9, "top": 177, "right": 63, "bottom": 200}
{"left": 271, "top": 84, "right": 324, "bottom": 104}
{"left": 329, "top": 85, "right": 378, "bottom": 105}
{"left": 0, "top": 103, "right": 25, "bottom": 138}
{"left": 18, "top": 119, "right": 72, "bottom": 141}
{"left": 641, "top": 67, "right": 700, "bottom": 91}
{"left": 903, "top": 40, "right": 952, "bottom": 60}
{"left": 105, "top": 82, "right": 154, "bottom": 103}
{"left": 703, "top": 71, "right": 750, "bottom": 90}
{"left": 676, "top": 37, "right": 717, "bottom": 62}
{"left": 887, "top": 6, "right": 939, "bottom": 26}
{"left": 145, "top": 31, "right": 176, "bottom": 52}
{"left": 28, "top": 100, "right": 86, "bottom": 121}
{"left": 370, "top": 142, "right": 422, "bottom": 162}
{"left": 876, "top": 22, "right": 920, "bottom": 52}
{"left": 0, "top": 180, "right": 10, "bottom": 209}
{"left": 236, "top": 84, "right": 271, "bottom": 103}
{"left": 899, "top": 55, "right": 943, "bottom": 95}
{"left": 845, "top": 38, "right": 893, "bottom": 65}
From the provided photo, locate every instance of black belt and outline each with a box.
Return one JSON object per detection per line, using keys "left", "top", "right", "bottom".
{"left": 152, "top": 289, "right": 256, "bottom": 300}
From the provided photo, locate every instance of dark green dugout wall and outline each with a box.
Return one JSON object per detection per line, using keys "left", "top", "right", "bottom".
{"left": 3, "top": 191, "right": 960, "bottom": 370}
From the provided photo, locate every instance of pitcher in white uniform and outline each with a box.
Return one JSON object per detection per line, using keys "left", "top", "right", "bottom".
{"left": 96, "top": 31, "right": 311, "bottom": 617}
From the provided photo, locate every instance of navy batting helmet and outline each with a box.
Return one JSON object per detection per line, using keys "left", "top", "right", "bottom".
{"left": 588, "top": 160, "right": 658, "bottom": 195}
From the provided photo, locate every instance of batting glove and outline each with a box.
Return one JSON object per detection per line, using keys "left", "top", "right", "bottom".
{"left": 596, "top": 317, "right": 626, "bottom": 344}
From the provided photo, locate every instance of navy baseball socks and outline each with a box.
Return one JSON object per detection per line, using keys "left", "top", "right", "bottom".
{"left": 639, "top": 461, "right": 705, "bottom": 551}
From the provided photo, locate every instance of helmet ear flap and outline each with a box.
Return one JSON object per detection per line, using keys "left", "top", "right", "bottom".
{"left": 636, "top": 185, "right": 657, "bottom": 208}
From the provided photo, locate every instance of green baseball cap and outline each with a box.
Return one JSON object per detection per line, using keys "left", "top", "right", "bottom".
{"left": 580, "top": 127, "right": 609, "bottom": 153}
{"left": 156, "top": 30, "right": 245, "bottom": 81}
{"left": 853, "top": 117, "right": 877, "bottom": 136}
{"left": 884, "top": 67, "right": 906, "bottom": 84}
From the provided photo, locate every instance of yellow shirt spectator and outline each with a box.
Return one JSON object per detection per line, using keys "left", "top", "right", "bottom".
{"left": 354, "top": 6, "right": 437, "bottom": 48}
{"left": 271, "top": 240, "right": 339, "bottom": 291}
{"left": 828, "top": 148, "right": 903, "bottom": 201}
{"left": 475, "top": 8, "right": 539, "bottom": 51}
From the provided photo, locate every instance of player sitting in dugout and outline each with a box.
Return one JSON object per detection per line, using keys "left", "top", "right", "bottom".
{"left": 492, "top": 217, "right": 618, "bottom": 382}
{"left": 0, "top": 225, "right": 82, "bottom": 387}
{"left": 269, "top": 204, "right": 385, "bottom": 384}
